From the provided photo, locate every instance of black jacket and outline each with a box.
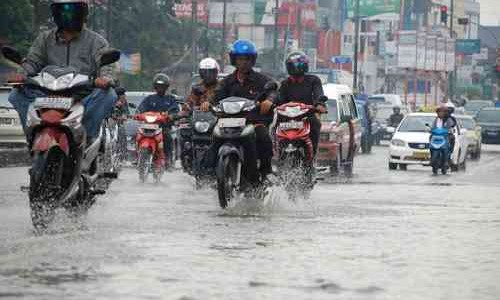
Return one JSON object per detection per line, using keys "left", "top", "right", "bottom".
{"left": 277, "top": 75, "right": 324, "bottom": 107}
{"left": 213, "top": 69, "right": 277, "bottom": 104}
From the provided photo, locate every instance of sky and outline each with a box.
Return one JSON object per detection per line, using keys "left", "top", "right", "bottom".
{"left": 480, "top": 0, "right": 500, "bottom": 25}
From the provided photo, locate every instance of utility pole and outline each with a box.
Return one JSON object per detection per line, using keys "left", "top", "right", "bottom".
{"left": 353, "top": 0, "right": 360, "bottom": 94}
{"left": 221, "top": 0, "right": 228, "bottom": 71}
{"left": 192, "top": 0, "right": 198, "bottom": 74}
{"left": 273, "top": 0, "right": 279, "bottom": 74}
{"left": 449, "top": 0, "right": 455, "bottom": 103}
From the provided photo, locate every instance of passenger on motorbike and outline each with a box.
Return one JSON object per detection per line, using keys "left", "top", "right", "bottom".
{"left": 211, "top": 39, "right": 278, "bottom": 185}
{"left": 277, "top": 51, "right": 326, "bottom": 155}
{"left": 8, "top": 0, "right": 117, "bottom": 141}
{"left": 183, "top": 58, "right": 221, "bottom": 114}
{"left": 137, "top": 74, "right": 180, "bottom": 168}
{"left": 388, "top": 106, "right": 404, "bottom": 128}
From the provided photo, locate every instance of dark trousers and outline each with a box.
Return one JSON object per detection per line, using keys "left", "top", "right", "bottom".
{"left": 163, "top": 130, "right": 173, "bottom": 165}
{"left": 310, "top": 115, "right": 321, "bottom": 156}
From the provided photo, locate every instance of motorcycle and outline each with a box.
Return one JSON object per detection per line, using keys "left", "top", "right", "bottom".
{"left": 180, "top": 109, "right": 218, "bottom": 187}
{"left": 429, "top": 127, "right": 451, "bottom": 175}
{"left": 1, "top": 46, "right": 121, "bottom": 229}
{"left": 275, "top": 102, "right": 316, "bottom": 198}
{"left": 134, "top": 111, "right": 170, "bottom": 183}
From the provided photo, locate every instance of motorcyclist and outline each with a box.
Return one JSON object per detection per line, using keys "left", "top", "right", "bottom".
{"left": 211, "top": 39, "right": 278, "bottom": 185}
{"left": 277, "top": 51, "right": 326, "bottom": 155}
{"left": 137, "top": 73, "right": 180, "bottom": 168}
{"left": 388, "top": 105, "right": 404, "bottom": 128}
{"left": 183, "top": 58, "right": 221, "bottom": 114}
{"left": 8, "top": 0, "right": 117, "bottom": 141}
{"left": 432, "top": 105, "right": 456, "bottom": 153}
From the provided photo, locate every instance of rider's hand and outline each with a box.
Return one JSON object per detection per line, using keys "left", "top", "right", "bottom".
{"left": 259, "top": 99, "right": 274, "bottom": 115}
{"left": 94, "top": 77, "right": 112, "bottom": 89}
{"left": 8, "top": 73, "right": 26, "bottom": 84}
{"left": 315, "top": 104, "right": 327, "bottom": 114}
{"left": 200, "top": 101, "right": 211, "bottom": 112}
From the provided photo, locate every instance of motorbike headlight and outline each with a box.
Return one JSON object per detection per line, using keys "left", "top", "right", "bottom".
{"left": 53, "top": 73, "right": 75, "bottom": 90}
{"left": 194, "top": 121, "right": 210, "bottom": 133}
{"left": 391, "top": 139, "right": 406, "bottom": 147}
{"left": 145, "top": 115, "right": 157, "bottom": 123}
{"left": 222, "top": 101, "right": 245, "bottom": 114}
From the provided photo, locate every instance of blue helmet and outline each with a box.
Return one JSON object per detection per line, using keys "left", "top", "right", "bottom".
{"left": 229, "top": 39, "right": 258, "bottom": 67}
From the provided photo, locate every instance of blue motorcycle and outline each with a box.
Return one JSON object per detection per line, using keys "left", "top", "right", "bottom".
{"left": 430, "top": 127, "right": 450, "bottom": 175}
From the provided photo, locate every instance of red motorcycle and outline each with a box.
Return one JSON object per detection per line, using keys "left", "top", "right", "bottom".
{"left": 275, "top": 102, "right": 317, "bottom": 198}
{"left": 134, "top": 112, "right": 170, "bottom": 183}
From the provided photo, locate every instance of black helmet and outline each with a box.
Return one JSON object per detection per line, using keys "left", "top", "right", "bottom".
{"left": 115, "top": 87, "right": 126, "bottom": 96}
{"left": 286, "top": 51, "right": 309, "bottom": 76}
{"left": 51, "top": 0, "right": 89, "bottom": 32}
{"left": 153, "top": 73, "right": 170, "bottom": 88}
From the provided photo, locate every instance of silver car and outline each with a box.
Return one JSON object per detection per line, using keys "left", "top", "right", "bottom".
{"left": 0, "top": 87, "right": 26, "bottom": 149}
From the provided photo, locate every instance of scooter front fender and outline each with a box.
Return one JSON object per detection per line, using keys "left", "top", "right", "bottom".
{"left": 216, "top": 144, "right": 242, "bottom": 179}
{"left": 32, "top": 127, "right": 70, "bottom": 156}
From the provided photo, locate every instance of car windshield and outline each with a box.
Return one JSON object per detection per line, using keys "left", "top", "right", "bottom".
{"left": 321, "top": 100, "right": 338, "bottom": 122}
{"left": 465, "top": 101, "right": 492, "bottom": 112}
{"left": 398, "top": 116, "right": 436, "bottom": 132}
{"left": 0, "top": 93, "right": 13, "bottom": 108}
{"left": 368, "top": 97, "right": 386, "bottom": 104}
{"left": 477, "top": 110, "right": 500, "bottom": 123}
{"left": 375, "top": 106, "right": 393, "bottom": 121}
{"left": 459, "top": 118, "right": 474, "bottom": 130}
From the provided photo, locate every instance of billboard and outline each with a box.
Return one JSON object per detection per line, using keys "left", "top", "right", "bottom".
{"left": 455, "top": 39, "right": 481, "bottom": 55}
{"left": 446, "top": 38, "right": 456, "bottom": 72}
{"left": 416, "top": 31, "right": 426, "bottom": 70}
{"left": 436, "top": 37, "right": 446, "bottom": 71}
{"left": 425, "top": 34, "right": 436, "bottom": 71}
{"left": 119, "top": 53, "right": 141, "bottom": 75}
{"left": 174, "top": 0, "right": 209, "bottom": 22}
{"left": 347, "top": 0, "right": 401, "bottom": 18}
{"left": 398, "top": 31, "right": 417, "bottom": 69}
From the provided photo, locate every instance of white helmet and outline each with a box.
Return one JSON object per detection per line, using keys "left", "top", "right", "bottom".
{"left": 198, "top": 58, "right": 220, "bottom": 84}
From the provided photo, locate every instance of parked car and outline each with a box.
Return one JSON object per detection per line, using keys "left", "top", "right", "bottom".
{"left": 355, "top": 100, "right": 372, "bottom": 154}
{"left": 476, "top": 107, "right": 500, "bottom": 144}
{"left": 0, "top": 87, "right": 26, "bottom": 149}
{"left": 456, "top": 115, "right": 481, "bottom": 159}
{"left": 388, "top": 113, "right": 467, "bottom": 171}
{"left": 464, "top": 100, "right": 493, "bottom": 117}
{"left": 317, "top": 84, "right": 361, "bottom": 176}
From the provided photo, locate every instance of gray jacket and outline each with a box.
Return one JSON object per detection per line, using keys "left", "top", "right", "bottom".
{"left": 22, "top": 27, "right": 113, "bottom": 80}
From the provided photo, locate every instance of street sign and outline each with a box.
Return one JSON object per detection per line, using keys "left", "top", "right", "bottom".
{"left": 455, "top": 39, "right": 481, "bottom": 55}
{"left": 331, "top": 56, "right": 352, "bottom": 64}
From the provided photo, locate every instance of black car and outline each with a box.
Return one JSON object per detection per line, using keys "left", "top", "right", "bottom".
{"left": 476, "top": 108, "right": 500, "bottom": 144}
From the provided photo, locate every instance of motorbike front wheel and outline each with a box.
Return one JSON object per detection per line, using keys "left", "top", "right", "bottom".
{"left": 217, "top": 156, "right": 239, "bottom": 209}
{"left": 138, "top": 148, "right": 153, "bottom": 183}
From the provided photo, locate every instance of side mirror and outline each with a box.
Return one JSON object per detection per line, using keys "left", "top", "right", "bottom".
{"left": 1, "top": 46, "right": 23, "bottom": 65}
{"left": 100, "top": 49, "right": 121, "bottom": 67}
{"left": 318, "top": 95, "right": 328, "bottom": 103}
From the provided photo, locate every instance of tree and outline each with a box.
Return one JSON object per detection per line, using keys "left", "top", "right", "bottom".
{"left": 0, "top": 0, "right": 34, "bottom": 55}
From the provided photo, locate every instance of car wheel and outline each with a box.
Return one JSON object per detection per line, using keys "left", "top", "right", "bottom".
{"left": 399, "top": 164, "right": 407, "bottom": 171}
{"left": 389, "top": 162, "right": 398, "bottom": 170}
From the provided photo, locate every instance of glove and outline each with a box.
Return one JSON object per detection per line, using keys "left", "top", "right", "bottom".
{"left": 200, "top": 101, "right": 211, "bottom": 112}
{"left": 95, "top": 77, "right": 112, "bottom": 89}
{"left": 259, "top": 99, "right": 274, "bottom": 115}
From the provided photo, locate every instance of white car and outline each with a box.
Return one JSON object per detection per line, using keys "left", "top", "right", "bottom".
{"left": 388, "top": 113, "right": 467, "bottom": 171}
{"left": 0, "top": 87, "right": 26, "bottom": 149}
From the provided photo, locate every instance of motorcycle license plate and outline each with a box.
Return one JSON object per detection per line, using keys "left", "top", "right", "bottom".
{"left": 34, "top": 97, "right": 73, "bottom": 110}
{"left": 413, "top": 151, "right": 430, "bottom": 160}
{"left": 280, "top": 121, "right": 304, "bottom": 130}
{"left": 218, "top": 118, "right": 246, "bottom": 128}
{"left": 141, "top": 123, "right": 160, "bottom": 130}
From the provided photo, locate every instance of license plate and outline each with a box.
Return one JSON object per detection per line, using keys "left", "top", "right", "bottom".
{"left": 487, "top": 131, "right": 498, "bottom": 136}
{"left": 141, "top": 123, "right": 160, "bottom": 130}
{"left": 34, "top": 97, "right": 73, "bottom": 110}
{"left": 218, "top": 118, "right": 246, "bottom": 128}
{"left": 413, "top": 151, "right": 430, "bottom": 159}
{"left": 0, "top": 118, "right": 14, "bottom": 126}
{"left": 279, "top": 121, "right": 304, "bottom": 130}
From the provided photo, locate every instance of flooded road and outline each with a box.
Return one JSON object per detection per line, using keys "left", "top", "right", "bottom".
{"left": 1, "top": 146, "right": 499, "bottom": 300}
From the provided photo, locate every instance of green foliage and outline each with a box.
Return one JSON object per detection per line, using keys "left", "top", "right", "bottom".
{"left": 0, "top": 0, "right": 34, "bottom": 55}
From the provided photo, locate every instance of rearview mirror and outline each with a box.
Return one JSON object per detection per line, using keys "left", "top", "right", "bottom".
{"left": 1, "top": 46, "right": 23, "bottom": 65}
{"left": 100, "top": 49, "right": 121, "bottom": 67}
{"left": 264, "top": 81, "right": 278, "bottom": 92}
{"left": 318, "top": 95, "right": 328, "bottom": 103}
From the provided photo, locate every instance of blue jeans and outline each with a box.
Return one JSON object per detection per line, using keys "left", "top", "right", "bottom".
{"left": 9, "top": 87, "right": 117, "bottom": 139}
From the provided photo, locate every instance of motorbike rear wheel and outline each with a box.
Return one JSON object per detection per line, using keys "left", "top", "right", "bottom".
{"left": 217, "top": 156, "right": 238, "bottom": 209}
{"left": 138, "top": 148, "right": 153, "bottom": 183}
{"left": 29, "top": 151, "right": 65, "bottom": 229}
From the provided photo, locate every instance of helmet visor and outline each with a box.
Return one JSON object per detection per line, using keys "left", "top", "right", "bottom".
{"left": 52, "top": 3, "right": 87, "bottom": 31}
{"left": 199, "top": 69, "right": 218, "bottom": 82}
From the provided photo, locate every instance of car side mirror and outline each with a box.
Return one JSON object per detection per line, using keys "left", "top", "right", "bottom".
{"left": 340, "top": 115, "right": 352, "bottom": 123}
{"left": 100, "top": 49, "right": 121, "bottom": 67}
{"left": 1, "top": 46, "right": 23, "bottom": 65}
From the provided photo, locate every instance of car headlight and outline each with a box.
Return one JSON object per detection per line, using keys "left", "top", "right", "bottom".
{"left": 194, "top": 121, "right": 210, "bottom": 133}
{"left": 222, "top": 101, "right": 245, "bottom": 114}
{"left": 391, "top": 139, "right": 406, "bottom": 147}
